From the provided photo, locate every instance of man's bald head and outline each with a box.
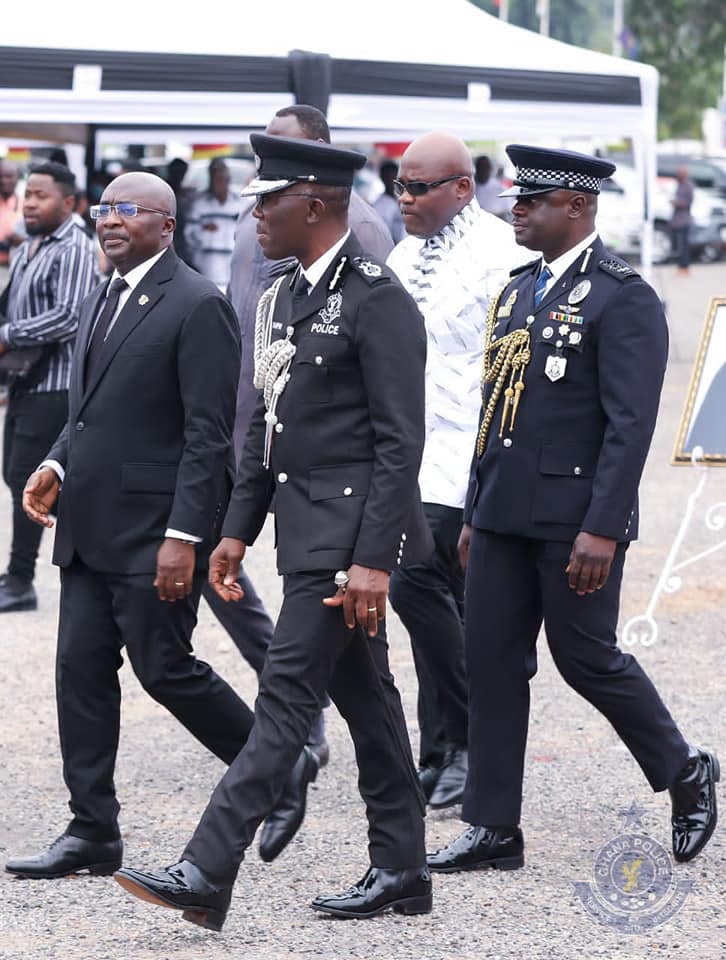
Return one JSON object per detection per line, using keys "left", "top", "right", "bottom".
{"left": 397, "top": 132, "right": 474, "bottom": 239}
{"left": 98, "top": 171, "right": 177, "bottom": 275}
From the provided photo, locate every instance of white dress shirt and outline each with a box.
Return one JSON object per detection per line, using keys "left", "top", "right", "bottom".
{"left": 538, "top": 230, "right": 599, "bottom": 297}
{"left": 388, "top": 199, "right": 530, "bottom": 509}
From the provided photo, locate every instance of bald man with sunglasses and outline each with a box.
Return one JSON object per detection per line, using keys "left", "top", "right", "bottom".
{"left": 387, "top": 133, "right": 530, "bottom": 809}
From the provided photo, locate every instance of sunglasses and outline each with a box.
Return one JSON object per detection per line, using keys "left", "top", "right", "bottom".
{"left": 392, "top": 174, "right": 466, "bottom": 198}
{"left": 90, "top": 203, "right": 171, "bottom": 220}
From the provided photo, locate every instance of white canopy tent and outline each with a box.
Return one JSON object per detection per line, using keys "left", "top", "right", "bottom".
{"left": 0, "top": 0, "right": 659, "bottom": 265}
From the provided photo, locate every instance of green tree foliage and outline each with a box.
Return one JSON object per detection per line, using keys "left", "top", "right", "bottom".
{"left": 626, "top": 0, "right": 726, "bottom": 139}
{"left": 471, "top": 0, "right": 612, "bottom": 52}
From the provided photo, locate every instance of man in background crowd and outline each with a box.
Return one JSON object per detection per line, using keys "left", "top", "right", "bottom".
{"left": 387, "top": 132, "right": 528, "bottom": 809}
{"left": 0, "top": 162, "right": 97, "bottom": 613}
{"left": 0, "top": 160, "right": 24, "bottom": 270}
{"left": 373, "top": 160, "right": 406, "bottom": 243}
{"left": 670, "top": 165, "right": 694, "bottom": 275}
{"left": 474, "top": 154, "right": 512, "bottom": 220}
{"left": 185, "top": 158, "right": 243, "bottom": 290}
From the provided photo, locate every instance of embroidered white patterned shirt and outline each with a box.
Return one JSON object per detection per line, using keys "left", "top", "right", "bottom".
{"left": 387, "top": 199, "right": 530, "bottom": 508}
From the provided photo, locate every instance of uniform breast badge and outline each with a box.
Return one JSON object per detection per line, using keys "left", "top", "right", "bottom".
{"left": 497, "top": 289, "right": 518, "bottom": 318}
{"left": 568, "top": 279, "right": 591, "bottom": 305}
{"left": 545, "top": 354, "right": 567, "bottom": 382}
{"left": 318, "top": 292, "right": 342, "bottom": 324}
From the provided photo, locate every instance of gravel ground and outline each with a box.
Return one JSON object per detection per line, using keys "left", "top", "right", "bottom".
{"left": 0, "top": 262, "right": 724, "bottom": 960}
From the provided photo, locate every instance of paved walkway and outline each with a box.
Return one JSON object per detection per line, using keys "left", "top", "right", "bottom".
{"left": 0, "top": 263, "right": 723, "bottom": 959}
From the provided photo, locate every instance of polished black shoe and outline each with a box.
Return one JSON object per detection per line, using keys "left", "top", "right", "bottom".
{"left": 427, "top": 824, "right": 524, "bottom": 872}
{"left": 418, "top": 764, "right": 442, "bottom": 801}
{"left": 258, "top": 746, "right": 319, "bottom": 862}
{"left": 670, "top": 747, "right": 719, "bottom": 863}
{"left": 311, "top": 865, "right": 432, "bottom": 919}
{"left": 428, "top": 748, "right": 468, "bottom": 809}
{"left": 114, "top": 860, "right": 231, "bottom": 932}
{"left": 5, "top": 833, "right": 122, "bottom": 879}
{"left": 0, "top": 574, "right": 37, "bottom": 613}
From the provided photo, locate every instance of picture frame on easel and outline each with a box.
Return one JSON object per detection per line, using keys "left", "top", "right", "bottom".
{"left": 672, "top": 296, "right": 726, "bottom": 465}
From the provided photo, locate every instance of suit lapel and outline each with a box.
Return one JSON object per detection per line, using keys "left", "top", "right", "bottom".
{"left": 72, "top": 282, "right": 105, "bottom": 412}
{"left": 80, "top": 248, "right": 178, "bottom": 407}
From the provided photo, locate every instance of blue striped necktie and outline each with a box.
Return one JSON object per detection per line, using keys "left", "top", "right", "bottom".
{"left": 533, "top": 264, "right": 552, "bottom": 306}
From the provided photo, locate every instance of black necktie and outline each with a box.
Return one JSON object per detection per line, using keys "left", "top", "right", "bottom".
{"left": 292, "top": 269, "right": 310, "bottom": 299}
{"left": 86, "top": 277, "right": 127, "bottom": 377}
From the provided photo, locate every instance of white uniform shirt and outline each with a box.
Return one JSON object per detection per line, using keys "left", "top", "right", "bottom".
{"left": 388, "top": 198, "right": 530, "bottom": 509}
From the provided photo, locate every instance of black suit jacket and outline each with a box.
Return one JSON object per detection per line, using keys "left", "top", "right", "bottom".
{"left": 464, "top": 237, "right": 668, "bottom": 543}
{"left": 222, "top": 235, "right": 433, "bottom": 574}
{"left": 48, "top": 248, "right": 240, "bottom": 574}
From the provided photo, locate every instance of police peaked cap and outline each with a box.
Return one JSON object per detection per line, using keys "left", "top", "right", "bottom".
{"left": 242, "top": 134, "right": 367, "bottom": 197}
{"left": 500, "top": 144, "right": 617, "bottom": 198}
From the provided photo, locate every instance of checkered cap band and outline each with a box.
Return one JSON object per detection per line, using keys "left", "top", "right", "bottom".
{"left": 517, "top": 167, "right": 602, "bottom": 193}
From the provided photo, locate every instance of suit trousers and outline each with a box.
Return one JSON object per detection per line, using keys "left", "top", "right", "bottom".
{"left": 183, "top": 571, "right": 426, "bottom": 885}
{"left": 389, "top": 502, "right": 468, "bottom": 767}
{"left": 2, "top": 389, "right": 68, "bottom": 583}
{"left": 57, "top": 558, "right": 255, "bottom": 841}
{"left": 462, "top": 529, "right": 690, "bottom": 827}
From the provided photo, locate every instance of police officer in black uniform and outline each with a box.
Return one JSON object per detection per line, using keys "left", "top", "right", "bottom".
{"left": 428, "top": 145, "right": 719, "bottom": 874}
{"left": 114, "top": 134, "right": 435, "bottom": 929}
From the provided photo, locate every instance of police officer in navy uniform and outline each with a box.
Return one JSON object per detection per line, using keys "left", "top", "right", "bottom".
{"left": 428, "top": 145, "right": 719, "bottom": 874}
{"left": 114, "top": 134, "right": 434, "bottom": 929}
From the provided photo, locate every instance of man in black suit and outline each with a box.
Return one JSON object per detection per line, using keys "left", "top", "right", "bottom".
{"left": 5, "top": 172, "right": 314, "bottom": 881}
{"left": 428, "top": 146, "right": 719, "bottom": 874}
{"left": 114, "top": 135, "right": 433, "bottom": 930}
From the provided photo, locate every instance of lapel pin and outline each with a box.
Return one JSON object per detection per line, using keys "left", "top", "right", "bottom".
{"left": 138, "top": 294, "right": 149, "bottom": 306}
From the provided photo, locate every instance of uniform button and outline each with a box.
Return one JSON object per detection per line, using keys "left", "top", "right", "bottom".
{"left": 573, "top": 466, "right": 582, "bottom": 476}
{"left": 343, "top": 486, "right": 353, "bottom": 496}
{"left": 278, "top": 472, "right": 288, "bottom": 483}
{"left": 503, "top": 438, "right": 512, "bottom": 448}
{"left": 75, "top": 421, "right": 85, "bottom": 431}
{"left": 314, "top": 355, "right": 323, "bottom": 365}
{"left": 525, "top": 314, "right": 535, "bottom": 325}
{"left": 401, "top": 533, "right": 407, "bottom": 541}
{"left": 396, "top": 558, "right": 401, "bottom": 565}
{"left": 275, "top": 422, "right": 284, "bottom": 433}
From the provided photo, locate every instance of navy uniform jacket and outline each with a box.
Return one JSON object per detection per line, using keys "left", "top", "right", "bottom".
{"left": 464, "top": 236, "right": 668, "bottom": 543}
{"left": 222, "top": 234, "right": 434, "bottom": 574}
{"left": 47, "top": 248, "right": 240, "bottom": 574}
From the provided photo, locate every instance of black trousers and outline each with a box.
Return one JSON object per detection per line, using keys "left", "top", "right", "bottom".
{"left": 2, "top": 389, "right": 68, "bottom": 582}
{"left": 389, "top": 503, "right": 468, "bottom": 767}
{"left": 463, "top": 530, "right": 691, "bottom": 827}
{"left": 671, "top": 225, "right": 691, "bottom": 268}
{"left": 56, "top": 558, "right": 255, "bottom": 841}
{"left": 183, "top": 571, "right": 426, "bottom": 885}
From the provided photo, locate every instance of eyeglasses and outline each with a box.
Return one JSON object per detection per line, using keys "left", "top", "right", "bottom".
{"left": 392, "top": 175, "right": 465, "bottom": 198}
{"left": 89, "top": 203, "right": 172, "bottom": 220}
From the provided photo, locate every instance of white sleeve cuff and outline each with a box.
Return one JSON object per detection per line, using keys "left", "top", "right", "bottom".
{"left": 165, "top": 528, "right": 203, "bottom": 544}
{"left": 39, "top": 459, "right": 65, "bottom": 483}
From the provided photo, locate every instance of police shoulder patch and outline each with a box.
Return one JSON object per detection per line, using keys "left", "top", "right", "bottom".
{"left": 510, "top": 258, "right": 540, "bottom": 277}
{"left": 598, "top": 258, "right": 639, "bottom": 281}
{"left": 350, "top": 256, "right": 389, "bottom": 284}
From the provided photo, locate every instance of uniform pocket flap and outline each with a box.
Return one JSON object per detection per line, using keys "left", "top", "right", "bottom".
{"left": 121, "top": 462, "right": 178, "bottom": 493}
{"left": 309, "top": 461, "right": 373, "bottom": 501}
{"left": 539, "top": 443, "right": 599, "bottom": 478}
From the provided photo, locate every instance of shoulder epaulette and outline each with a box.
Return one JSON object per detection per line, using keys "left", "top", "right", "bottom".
{"left": 510, "top": 258, "right": 540, "bottom": 277}
{"left": 350, "top": 256, "right": 390, "bottom": 285}
{"left": 598, "top": 258, "right": 639, "bottom": 281}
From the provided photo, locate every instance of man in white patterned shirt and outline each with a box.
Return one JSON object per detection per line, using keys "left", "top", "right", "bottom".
{"left": 387, "top": 132, "right": 529, "bottom": 807}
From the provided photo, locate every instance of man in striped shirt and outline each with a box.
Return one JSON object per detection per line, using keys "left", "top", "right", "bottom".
{"left": 0, "top": 162, "right": 97, "bottom": 612}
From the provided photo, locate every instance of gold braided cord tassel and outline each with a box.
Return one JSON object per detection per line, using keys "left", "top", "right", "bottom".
{"left": 476, "top": 283, "right": 532, "bottom": 457}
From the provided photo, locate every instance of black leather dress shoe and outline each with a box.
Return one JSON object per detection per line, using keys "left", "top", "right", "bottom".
{"left": 114, "top": 860, "right": 231, "bottom": 931}
{"left": 5, "top": 834, "right": 122, "bottom": 879}
{"left": 670, "top": 747, "right": 719, "bottom": 862}
{"left": 0, "top": 574, "right": 37, "bottom": 613}
{"left": 428, "top": 748, "right": 468, "bottom": 809}
{"left": 427, "top": 825, "right": 524, "bottom": 872}
{"left": 259, "top": 746, "right": 319, "bottom": 862}
{"left": 418, "top": 764, "right": 442, "bottom": 801}
{"left": 311, "top": 865, "right": 432, "bottom": 918}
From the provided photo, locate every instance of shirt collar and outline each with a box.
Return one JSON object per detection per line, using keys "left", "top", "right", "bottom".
{"left": 544, "top": 231, "right": 598, "bottom": 281}
{"left": 300, "top": 230, "right": 351, "bottom": 292}
{"left": 110, "top": 247, "right": 168, "bottom": 292}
